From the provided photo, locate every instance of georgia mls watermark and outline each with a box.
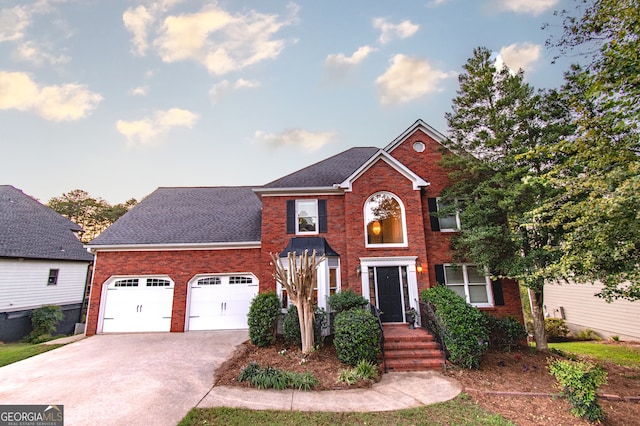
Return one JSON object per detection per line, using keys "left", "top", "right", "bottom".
{"left": 0, "top": 405, "right": 63, "bottom": 426}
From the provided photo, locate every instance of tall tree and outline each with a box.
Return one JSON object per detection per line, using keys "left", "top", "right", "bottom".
{"left": 271, "top": 250, "right": 324, "bottom": 355}
{"left": 441, "top": 47, "right": 573, "bottom": 351}
{"left": 48, "top": 190, "right": 137, "bottom": 243}
{"left": 543, "top": 0, "right": 640, "bottom": 300}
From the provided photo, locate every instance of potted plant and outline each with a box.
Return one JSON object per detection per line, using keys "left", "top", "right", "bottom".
{"left": 405, "top": 307, "right": 418, "bottom": 329}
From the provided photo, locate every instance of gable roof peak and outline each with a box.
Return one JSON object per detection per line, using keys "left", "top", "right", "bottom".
{"left": 384, "top": 119, "right": 447, "bottom": 153}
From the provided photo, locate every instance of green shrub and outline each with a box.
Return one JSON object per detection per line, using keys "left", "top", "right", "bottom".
{"left": 546, "top": 318, "right": 570, "bottom": 342}
{"left": 484, "top": 314, "right": 527, "bottom": 352}
{"left": 420, "top": 285, "right": 488, "bottom": 369}
{"left": 25, "top": 305, "right": 63, "bottom": 343}
{"left": 237, "top": 363, "right": 318, "bottom": 391}
{"left": 282, "top": 304, "right": 327, "bottom": 347}
{"left": 548, "top": 358, "right": 607, "bottom": 422}
{"left": 336, "top": 359, "right": 378, "bottom": 385}
{"left": 333, "top": 308, "right": 381, "bottom": 366}
{"left": 574, "top": 329, "right": 601, "bottom": 341}
{"left": 247, "top": 291, "right": 281, "bottom": 347}
{"left": 327, "top": 290, "right": 369, "bottom": 313}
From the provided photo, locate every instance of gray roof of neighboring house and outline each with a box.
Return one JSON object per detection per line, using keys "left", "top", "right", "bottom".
{"left": 263, "top": 147, "right": 379, "bottom": 188}
{"left": 88, "top": 187, "right": 262, "bottom": 246}
{"left": 0, "top": 185, "right": 94, "bottom": 261}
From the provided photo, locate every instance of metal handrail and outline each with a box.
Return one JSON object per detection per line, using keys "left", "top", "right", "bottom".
{"left": 419, "top": 301, "right": 448, "bottom": 370}
{"left": 370, "top": 303, "right": 386, "bottom": 373}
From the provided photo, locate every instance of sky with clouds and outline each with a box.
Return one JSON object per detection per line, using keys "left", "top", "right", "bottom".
{"left": 0, "top": 0, "right": 574, "bottom": 204}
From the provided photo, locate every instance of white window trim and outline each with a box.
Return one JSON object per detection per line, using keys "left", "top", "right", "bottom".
{"left": 437, "top": 197, "right": 462, "bottom": 232}
{"left": 364, "top": 192, "right": 408, "bottom": 248}
{"left": 295, "top": 199, "right": 319, "bottom": 236}
{"left": 442, "top": 264, "right": 494, "bottom": 308}
{"left": 275, "top": 258, "right": 339, "bottom": 314}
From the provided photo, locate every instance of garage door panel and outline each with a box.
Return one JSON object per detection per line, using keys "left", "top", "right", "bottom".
{"left": 102, "top": 278, "right": 174, "bottom": 333}
{"left": 188, "top": 276, "right": 257, "bottom": 331}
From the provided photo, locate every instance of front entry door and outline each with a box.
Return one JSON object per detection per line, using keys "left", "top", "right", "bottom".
{"left": 376, "top": 267, "right": 403, "bottom": 322}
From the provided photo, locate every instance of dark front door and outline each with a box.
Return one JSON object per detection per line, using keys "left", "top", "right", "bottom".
{"left": 376, "top": 267, "right": 403, "bottom": 322}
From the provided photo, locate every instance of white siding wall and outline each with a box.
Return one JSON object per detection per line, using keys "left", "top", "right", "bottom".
{"left": 545, "top": 282, "right": 640, "bottom": 341}
{"left": 0, "top": 259, "right": 89, "bottom": 312}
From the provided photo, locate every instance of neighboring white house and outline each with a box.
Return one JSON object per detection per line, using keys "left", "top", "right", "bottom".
{"left": 0, "top": 185, "right": 94, "bottom": 342}
{"left": 545, "top": 281, "right": 640, "bottom": 341}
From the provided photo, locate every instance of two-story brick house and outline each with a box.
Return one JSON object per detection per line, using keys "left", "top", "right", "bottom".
{"left": 85, "top": 120, "right": 523, "bottom": 336}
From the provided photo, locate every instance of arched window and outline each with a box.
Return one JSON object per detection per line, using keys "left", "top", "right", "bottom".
{"left": 364, "top": 192, "right": 407, "bottom": 247}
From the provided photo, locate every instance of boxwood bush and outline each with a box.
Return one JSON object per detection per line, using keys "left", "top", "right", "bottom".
{"left": 546, "top": 318, "right": 570, "bottom": 342}
{"left": 327, "top": 290, "right": 369, "bottom": 313}
{"left": 333, "top": 308, "right": 381, "bottom": 366}
{"left": 420, "top": 285, "right": 488, "bottom": 369}
{"left": 549, "top": 358, "right": 607, "bottom": 422}
{"left": 247, "top": 291, "right": 281, "bottom": 347}
{"left": 484, "top": 313, "right": 527, "bottom": 352}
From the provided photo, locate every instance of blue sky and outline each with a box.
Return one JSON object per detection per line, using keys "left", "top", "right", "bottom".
{"left": 0, "top": 0, "right": 573, "bottom": 204}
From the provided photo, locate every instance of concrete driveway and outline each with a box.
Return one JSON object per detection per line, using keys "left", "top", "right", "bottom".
{"left": 0, "top": 331, "right": 248, "bottom": 426}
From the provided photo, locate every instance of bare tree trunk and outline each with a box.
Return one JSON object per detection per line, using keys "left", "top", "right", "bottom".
{"left": 271, "top": 250, "right": 323, "bottom": 355}
{"left": 528, "top": 287, "right": 548, "bottom": 352}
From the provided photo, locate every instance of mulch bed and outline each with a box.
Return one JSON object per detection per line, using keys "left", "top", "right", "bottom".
{"left": 214, "top": 338, "right": 640, "bottom": 425}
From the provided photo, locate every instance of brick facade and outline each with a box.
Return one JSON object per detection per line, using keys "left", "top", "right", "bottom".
{"left": 86, "top": 121, "right": 524, "bottom": 335}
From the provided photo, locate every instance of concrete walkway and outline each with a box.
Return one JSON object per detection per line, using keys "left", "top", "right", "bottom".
{"left": 200, "top": 371, "right": 462, "bottom": 412}
{"left": 1, "top": 332, "right": 462, "bottom": 425}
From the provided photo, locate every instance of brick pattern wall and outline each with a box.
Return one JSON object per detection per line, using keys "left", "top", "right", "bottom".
{"left": 87, "top": 125, "right": 524, "bottom": 333}
{"left": 86, "top": 248, "right": 263, "bottom": 335}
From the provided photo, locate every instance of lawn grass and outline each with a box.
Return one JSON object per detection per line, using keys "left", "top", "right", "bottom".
{"left": 0, "top": 343, "right": 64, "bottom": 367}
{"left": 178, "top": 394, "right": 514, "bottom": 426}
{"left": 549, "top": 341, "right": 640, "bottom": 368}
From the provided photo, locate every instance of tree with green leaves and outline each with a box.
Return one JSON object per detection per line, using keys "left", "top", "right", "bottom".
{"left": 441, "top": 47, "right": 574, "bottom": 351}
{"left": 542, "top": 0, "right": 640, "bottom": 301}
{"left": 48, "top": 190, "right": 136, "bottom": 243}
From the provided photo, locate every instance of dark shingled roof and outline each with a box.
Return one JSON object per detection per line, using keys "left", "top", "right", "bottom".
{"left": 263, "top": 147, "right": 379, "bottom": 188}
{"left": 88, "top": 187, "right": 262, "bottom": 246}
{"left": 0, "top": 185, "right": 94, "bottom": 261}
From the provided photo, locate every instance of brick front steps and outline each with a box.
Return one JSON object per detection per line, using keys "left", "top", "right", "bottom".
{"left": 382, "top": 323, "right": 445, "bottom": 372}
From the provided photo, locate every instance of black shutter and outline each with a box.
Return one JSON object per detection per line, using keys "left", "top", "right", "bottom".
{"left": 318, "top": 199, "right": 327, "bottom": 233}
{"left": 492, "top": 280, "right": 505, "bottom": 306}
{"left": 286, "top": 200, "right": 295, "bottom": 234}
{"left": 435, "top": 264, "right": 445, "bottom": 285}
{"left": 427, "top": 198, "right": 440, "bottom": 231}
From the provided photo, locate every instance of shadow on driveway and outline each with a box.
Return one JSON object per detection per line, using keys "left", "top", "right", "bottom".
{"left": 0, "top": 331, "right": 248, "bottom": 426}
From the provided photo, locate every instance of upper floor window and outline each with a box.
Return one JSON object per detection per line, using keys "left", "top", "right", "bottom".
{"left": 364, "top": 192, "right": 407, "bottom": 247}
{"left": 296, "top": 200, "right": 318, "bottom": 234}
{"left": 428, "top": 197, "right": 463, "bottom": 231}
{"left": 436, "top": 264, "right": 493, "bottom": 308}
{"left": 287, "top": 199, "right": 327, "bottom": 234}
{"left": 47, "top": 269, "right": 59, "bottom": 286}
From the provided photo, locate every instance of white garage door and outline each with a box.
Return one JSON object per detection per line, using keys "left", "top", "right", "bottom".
{"left": 102, "top": 277, "right": 174, "bottom": 333}
{"left": 188, "top": 274, "right": 258, "bottom": 330}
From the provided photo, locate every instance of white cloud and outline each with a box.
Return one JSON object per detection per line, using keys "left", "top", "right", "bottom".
{"left": 209, "top": 78, "right": 260, "bottom": 103}
{"left": 376, "top": 54, "right": 456, "bottom": 106}
{"left": 0, "top": 6, "right": 30, "bottom": 42}
{"left": 325, "top": 45, "right": 376, "bottom": 71}
{"left": 116, "top": 108, "right": 199, "bottom": 146}
{"left": 0, "top": 71, "right": 102, "bottom": 121}
{"left": 495, "top": 0, "right": 559, "bottom": 16}
{"left": 123, "top": 5, "right": 155, "bottom": 55}
{"left": 12, "top": 40, "right": 70, "bottom": 66}
{"left": 427, "top": 0, "right": 453, "bottom": 7}
{"left": 496, "top": 42, "right": 541, "bottom": 73}
{"left": 129, "top": 85, "right": 149, "bottom": 96}
{"left": 255, "top": 128, "right": 336, "bottom": 152}
{"left": 372, "top": 18, "right": 419, "bottom": 44}
{"left": 125, "top": 2, "right": 298, "bottom": 76}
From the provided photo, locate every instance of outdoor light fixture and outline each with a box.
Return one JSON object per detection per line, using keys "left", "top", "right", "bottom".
{"left": 356, "top": 265, "right": 361, "bottom": 276}
{"left": 371, "top": 220, "right": 381, "bottom": 235}
{"left": 416, "top": 263, "right": 423, "bottom": 274}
